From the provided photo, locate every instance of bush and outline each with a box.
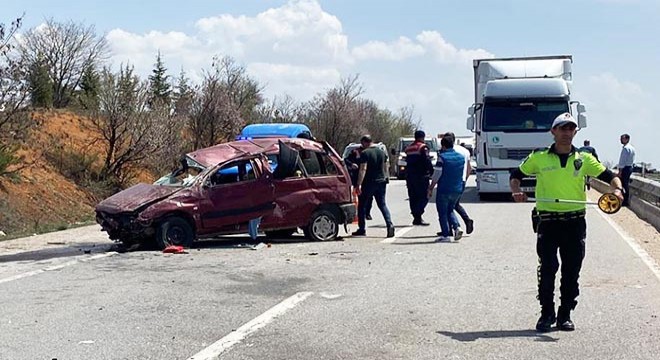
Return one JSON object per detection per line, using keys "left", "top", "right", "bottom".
{"left": 0, "top": 143, "right": 21, "bottom": 177}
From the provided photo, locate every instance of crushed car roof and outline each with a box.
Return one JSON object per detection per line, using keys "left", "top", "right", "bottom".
{"left": 187, "top": 138, "right": 326, "bottom": 168}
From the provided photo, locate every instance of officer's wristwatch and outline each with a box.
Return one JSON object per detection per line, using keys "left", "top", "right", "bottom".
{"left": 615, "top": 187, "right": 625, "bottom": 194}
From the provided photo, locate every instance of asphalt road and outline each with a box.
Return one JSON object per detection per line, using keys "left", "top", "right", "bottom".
{"left": 1, "top": 179, "right": 659, "bottom": 360}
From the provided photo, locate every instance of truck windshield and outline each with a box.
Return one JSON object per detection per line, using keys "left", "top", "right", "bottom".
{"left": 482, "top": 100, "right": 569, "bottom": 132}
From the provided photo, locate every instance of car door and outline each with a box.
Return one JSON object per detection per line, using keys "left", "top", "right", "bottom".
{"left": 199, "top": 156, "right": 275, "bottom": 231}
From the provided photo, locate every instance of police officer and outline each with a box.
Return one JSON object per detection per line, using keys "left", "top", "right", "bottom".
{"left": 404, "top": 130, "right": 434, "bottom": 226}
{"left": 510, "top": 113, "right": 624, "bottom": 332}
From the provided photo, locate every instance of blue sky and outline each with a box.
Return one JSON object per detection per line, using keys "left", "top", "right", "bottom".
{"left": 5, "top": 0, "right": 659, "bottom": 166}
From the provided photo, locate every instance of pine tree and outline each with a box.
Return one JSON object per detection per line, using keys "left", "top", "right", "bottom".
{"left": 27, "top": 57, "right": 53, "bottom": 108}
{"left": 172, "top": 68, "right": 193, "bottom": 116}
{"left": 79, "top": 64, "right": 100, "bottom": 110}
{"left": 148, "top": 50, "right": 171, "bottom": 108}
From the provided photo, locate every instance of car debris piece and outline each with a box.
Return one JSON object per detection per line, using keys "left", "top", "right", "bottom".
{"left": 163, "top": 245, "right": 187, "bottom": 254}
{"left": 47, "top": 241, "right": 66, "bottom": 245}
{"left": 251, "top": 242, "right": 266, "bottom": 251}
{"left": 320, "top": 292, "right": 342, "bottom": 300}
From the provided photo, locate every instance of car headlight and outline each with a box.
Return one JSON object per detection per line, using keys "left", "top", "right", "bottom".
{"left": 481, "top": 173, "right": 498, "bottom": 183}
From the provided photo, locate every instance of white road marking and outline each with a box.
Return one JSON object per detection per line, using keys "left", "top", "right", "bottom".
{"left": 0, "top": 252, "right": 118, "bottom": 285}
{"left": 381, "top": 226, "right": 414, "bottom": 244}
{"left": 596, "top": 210, "right": 660, "bottom": 282}
{"left": 188, "top": 291, "right": 314, "bottom": 360}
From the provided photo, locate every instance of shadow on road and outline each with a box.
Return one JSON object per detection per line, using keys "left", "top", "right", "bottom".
{"left": 0, "top": 243, "right": 111, "bottom": 263}
{"left": 436, "top": 329, "right": 558, "bottom": 342}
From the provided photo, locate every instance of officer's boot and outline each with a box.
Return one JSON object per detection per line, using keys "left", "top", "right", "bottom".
{"left": 412, "top": 215, "right": 429, "bottom": 226}
{"left": 557, "top": 305, "right": 575, "bottom": 331}
{"left": 535, "top": 304, "right": 556, "bottom": 333}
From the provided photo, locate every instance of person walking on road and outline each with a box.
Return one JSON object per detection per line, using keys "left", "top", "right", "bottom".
{"left": 345, "top": 146, "right": 373, "bottom": 219}
{"left": 404, "top": 130, "right": 434, "bottom": 226}
{"left": 428, "top": 135, "right": 466, "bottom": 242}
{"left": 444, "top": 132, "right": 474, "bottom": 234}
{"left": 510, "top": 112, "right": 624, "bottom": 333}
{"left": 617, "top": 133, "right": 635, "bottom": 206}
{"left": 352, "top": 135, "right": 395, "bottom": 238}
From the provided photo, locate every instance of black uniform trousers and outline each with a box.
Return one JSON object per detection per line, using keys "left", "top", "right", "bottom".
{"left": 536, "top": 217, "right": 586, "bottom": 310}
{"left": 406, "top": 177, "right": 429, "bottom": 218}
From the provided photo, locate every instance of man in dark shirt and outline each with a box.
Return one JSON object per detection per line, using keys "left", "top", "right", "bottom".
{"left": 578, "top": 140, "right": 599, "bottom": 161}
{"left": 352, "top": 135, "right": 395, "bottom": 238}
{"left": 404, "top": 130, "right": 434, "bottom": 226}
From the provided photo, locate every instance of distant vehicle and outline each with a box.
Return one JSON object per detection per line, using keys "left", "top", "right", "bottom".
{"left": 392, "top": 136, "right": 439, "bottom": 180}
{"left": 96, "top": 137, "right": 355, "bottom": 249}
{"left": 237, "top": 123, "right": 313, "bottom": 140}
{"left": 342, "top": 142, "right": 391, "bottom": 182}
{"left": 466, "top": 55, "right": 588, "bottom": 199}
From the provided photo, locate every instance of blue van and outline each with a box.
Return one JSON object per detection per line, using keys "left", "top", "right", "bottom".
{"left": 236, "top": 123, "right": 313, "bottom": 140}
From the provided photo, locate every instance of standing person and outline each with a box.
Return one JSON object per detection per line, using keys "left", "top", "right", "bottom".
{"left": 617, "top": 133, "right": 635, "bottom": 206}
{"left": 444, "top": 132, "right": 474, "bottom": 234}
{"left": 510, "top": 113, "right": 624, "bottom": 332}
{"left": 345, "top": 146, "right": 373, "bottom": 219}
{"left": 428, "top": 135, "right": 465, "bottom": 241}
{"left": 352, "top": 135, "right": 395, "bottom": 238}
{"left": 579, "top": 140, "right": 599, "bottom": 190}
{"left": 579, "top": 140, "right": 599, "bottom": 161}
{"left": 404, "top": 130, "right": 434, "bottom": 226}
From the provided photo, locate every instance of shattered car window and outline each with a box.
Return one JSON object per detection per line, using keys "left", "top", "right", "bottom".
{"left": 153, "top": 157, "right": 206, "bottom": 187}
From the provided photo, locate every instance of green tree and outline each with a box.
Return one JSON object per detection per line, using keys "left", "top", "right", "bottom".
{"left": 27, "top": 56, "right": 53, "bottom": 108}
{"left": 148, "top": 51, "right": 171, "bottom": 108}
{"left": 79, "top": 64, "right": 100, "bottom": 110}
{"left": 17, "top": 18, "right": 109, "bottom": 108}
{"left": 172, "top": 68, "right": 193, "bottom": 116}
{"left": 1, "top": 15, "right": 29, "bottom": 177}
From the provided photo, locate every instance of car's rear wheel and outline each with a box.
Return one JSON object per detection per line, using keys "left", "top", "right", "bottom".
{"left": 264, "top": 228, "right": 297, "bottom": 239}
{"left": 304, "top": 209, "right": 339, "bottom": 241}
{"left": 156, "top": 216, "right": 194, "bottom": 249}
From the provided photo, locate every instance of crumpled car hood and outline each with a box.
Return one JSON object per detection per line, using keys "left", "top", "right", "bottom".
{"left": 95, "top": 183, "right": 182, "bottom": 214}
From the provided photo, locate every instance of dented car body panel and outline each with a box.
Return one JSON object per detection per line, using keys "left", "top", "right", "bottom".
{"left": 95, "top": 138, "right": 355, "bottom": 246}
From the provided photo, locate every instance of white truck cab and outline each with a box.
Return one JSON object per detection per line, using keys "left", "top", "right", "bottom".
{"left": 466, "top": 56, "right": 587, "bottom": 199}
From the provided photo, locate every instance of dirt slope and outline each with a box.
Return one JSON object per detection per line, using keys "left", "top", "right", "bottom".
{"left": 0, "top": 110, "right": 148, "bottom": 237}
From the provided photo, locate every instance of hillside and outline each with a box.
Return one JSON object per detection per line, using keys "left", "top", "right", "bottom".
{"left": 0, "top": 110, "right": 150, "bottom": 238}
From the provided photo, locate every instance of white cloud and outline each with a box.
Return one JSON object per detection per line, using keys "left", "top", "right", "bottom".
{"left": 102, "top": 0, "right": 495, "bottom": 138}
{"left": 416, "top": 31, "right": 494, "bottom": 64}
{"left": 575, "top": 73, "right": 657, "bottom": 166}
{"left": 352, "top": 37, "right": 426, "bottom": 61}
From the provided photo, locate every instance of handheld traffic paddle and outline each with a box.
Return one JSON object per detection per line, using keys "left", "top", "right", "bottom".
{"left": 528, "top": 193, "right": 622, "bottom": 214}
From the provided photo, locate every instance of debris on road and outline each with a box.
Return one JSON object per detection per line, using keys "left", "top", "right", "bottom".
{"left": 163, "top": 245, "right": 188, "bottom": 254}
{"left": 78, "top": 340, "right": 95, "bottom": 345}
{"left": 46, "top": 241, "right": 66, "bottom": 245}
{"left": 0, "top": 231, "right": 6, "bottom": 236}
{"left": 320, "top": 292, "right": 342, "bottom": 300}
{"left": 308, "top": 252, "right": 318, "bottom": 256}
{"left": 251, "top": 242, "right": 266, "bottom": 251}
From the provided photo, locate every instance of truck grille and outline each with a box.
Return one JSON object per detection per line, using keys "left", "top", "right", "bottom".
{"left": 506, "top": 149, "right": 533, "bottom": 160}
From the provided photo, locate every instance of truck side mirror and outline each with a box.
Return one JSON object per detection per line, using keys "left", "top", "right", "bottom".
{"left": 467, "top": 105, "right": 475, "bottom": 115}
{"left": 578, "top": 114, "right": 587, "bottom": 129}
{"left": 466, "top": 115, "right": 475, "bottom": 131}
{"left": 577, "top": 104, "right": 586, "bottom": 114}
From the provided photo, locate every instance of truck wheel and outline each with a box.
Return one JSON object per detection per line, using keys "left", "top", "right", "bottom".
{"left": 156, "top": 216, "right": 194, "bottom": 249}
{"left": 264, "top": 228, "right": 297, "bottom": 239}
{"left": 304, "top": 209, "right": 339, "bottom": 241}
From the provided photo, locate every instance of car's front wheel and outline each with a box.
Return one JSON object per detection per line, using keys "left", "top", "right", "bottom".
{"left": 156, "top": 216, "right": 194, "bottom": 249}
{"left": 304, "top": 209, "right": 339, "bottom": 241}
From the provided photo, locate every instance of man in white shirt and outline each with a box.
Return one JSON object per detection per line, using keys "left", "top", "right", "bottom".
{"left": 617, "top": 133, "right": 636, "bottom": 206}
{"left": 444, "top": 132, "right": 474, "bottom": 234}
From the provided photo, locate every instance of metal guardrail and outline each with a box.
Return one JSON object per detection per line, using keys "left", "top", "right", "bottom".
{"left": 591, "top": 175, "right": 660, "bottom": 232}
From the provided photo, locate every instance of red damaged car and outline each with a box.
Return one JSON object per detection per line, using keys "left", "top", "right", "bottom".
{"left": 95, "top": 138, "right": 356, "bottom": 249}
